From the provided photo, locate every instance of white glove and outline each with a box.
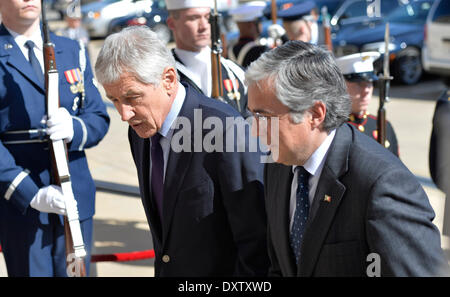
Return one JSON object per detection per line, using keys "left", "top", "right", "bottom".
{"left": 268, "top": 24, "right": 286, "bottom": 40}
{"left": 46, "top": 107, "right": 74, "bottom": 143}
{"left": 30, "top": 185, "right": 69, "bottom": 215}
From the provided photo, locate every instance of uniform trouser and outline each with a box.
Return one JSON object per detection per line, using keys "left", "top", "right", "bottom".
{"left": 0, "top": 212, "right": 92, "bottom": 277}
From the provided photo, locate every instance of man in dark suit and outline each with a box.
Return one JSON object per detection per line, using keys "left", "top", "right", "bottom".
{"left": 245, "top": 40, "right": 450, "bottom": 276}
{"left": 95, "top": 26, "right": 269, "bottom": 277}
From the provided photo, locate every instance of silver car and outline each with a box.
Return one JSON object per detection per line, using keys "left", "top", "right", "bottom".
{"left": 83, "top": 0, "right": 153, "bottom": 38}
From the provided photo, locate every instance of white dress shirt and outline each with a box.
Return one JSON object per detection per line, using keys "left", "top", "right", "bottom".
{"left": 150, "top": 82, "right": 186, "bottom": 182}
{"left": 174, "top": 47, "right": 211, "bottom": 97}
{"left": 289, "top": 129, "right": 336, "bottom": 230}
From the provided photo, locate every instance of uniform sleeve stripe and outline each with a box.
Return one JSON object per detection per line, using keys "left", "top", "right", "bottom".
{"left": 73, "top": 116, "right": 88, "bottom": 151}
{"left": 4, "top": 170, "right": 30, "bottom": 201}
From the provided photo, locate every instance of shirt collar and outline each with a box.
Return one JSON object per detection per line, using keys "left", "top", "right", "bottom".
{"left": 293, "top": 129, "right": 336, "bottom": 176}
{"left": 174, "top": 47, "right": 210, "bottom": 67}
{"left": 6, "top": 26, "right": 43, "bottom": 51}
{"left": 159, "top": 82, "right": 186, "bottom": 138}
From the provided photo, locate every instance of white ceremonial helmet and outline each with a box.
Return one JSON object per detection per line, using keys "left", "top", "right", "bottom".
{"left": 165, "top": 0, "right": 213, "bottom": 10}
{"left": 228, "top": 1, "right": 267, "bottom": 22}
{"left": 335, "top": 52, "right": 381, "bottom": 82}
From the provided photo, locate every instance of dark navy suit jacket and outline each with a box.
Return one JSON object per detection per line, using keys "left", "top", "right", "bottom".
{"left": 128, "top": 83, "right": 269, "bottom": 276}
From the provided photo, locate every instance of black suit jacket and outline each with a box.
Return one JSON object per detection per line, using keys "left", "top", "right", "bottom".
{"left": 265, "top": 123, "right": 449, "bottom": 276}
{"left": 430, "top": 88, "right": 450, "bottom": 195}
{"left": 128, "top": 83, "right": 269, "bottom": 276}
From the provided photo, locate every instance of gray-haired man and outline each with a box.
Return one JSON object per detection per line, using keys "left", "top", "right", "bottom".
{"left": 246, "top": 40, "right": 450, "bottom": 276}
{"left": 95, "top": 26, "right": 269, "bottom": 277}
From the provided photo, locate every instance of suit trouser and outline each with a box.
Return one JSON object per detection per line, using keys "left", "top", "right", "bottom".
{"left": 0, "top": 211, "right": 92, "bottom": 277}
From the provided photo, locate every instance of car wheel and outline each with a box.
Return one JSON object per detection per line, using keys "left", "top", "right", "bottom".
{"left": 392, "top": 47, "right": 423, "bottom": 85}
{"left": 152, "top": 24, "right": 172, "bottom": 44}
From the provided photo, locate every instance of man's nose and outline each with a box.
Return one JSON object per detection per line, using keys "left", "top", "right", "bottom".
{"left": 118, "top": 104, "right": 134, "bottom": 122}
{"left": 199, "top": 16, "right": 210, "bottom": 31}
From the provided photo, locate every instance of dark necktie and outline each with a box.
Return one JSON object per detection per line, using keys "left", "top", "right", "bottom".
{"left": 290, "top": 166, "right": 310, "bottom": 264}
{"left": 151, "top": 133, "right": 164, "bottom": 221}
{"left": 24, "top": 40, "right": 44, "bottom": 84}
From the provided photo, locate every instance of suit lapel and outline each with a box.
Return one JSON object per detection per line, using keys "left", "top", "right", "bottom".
{"left": 0, "top": 24, "right": 44, "bottom": 92}
{"left": 161, "top": 84, "right": 196, "bottom": 243}
{"left": 298, "top": 125, "right": 352, "bottom": 276}
{"left": 271, "top": 164, "right": 298, "bottom": 276}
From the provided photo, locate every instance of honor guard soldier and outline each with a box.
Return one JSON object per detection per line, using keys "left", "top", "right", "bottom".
{"left": 336, "top": 52, "right": 399, "bottom": 157}
{"left": 227, "top": 1, "right": 269, "bottom": 69}
{"left": 0, "top": 0, "right": 109, "bottom": 276}
{"left": 268, "top": 0, "right": 323, "bottom": 45}
{"left": 166, "top": 0, "right": 249, "bottom": 116}
{"left": 55, "top": 2, "right": 90, "bottom": 48}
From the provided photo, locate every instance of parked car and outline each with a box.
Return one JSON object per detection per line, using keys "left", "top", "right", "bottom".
{"left": 82, "top": 0, "right": 153, "bottom": 38}
{"left": 51, "top": 0, "right": 98, "bottom": 19}
{"left": 331, "top": 0, "right": 402, "bottom": 31}
{"left": 333, "top": 0, "right": 434, "bottom": 85}
{"left": 422, "top": 0, "right": 450, "bottom": 77}
{"left": 108, "top": 0, "right": 171, "bottom": 43}
{"left": 109, "top": 0, "right": 238, "bottom": 44}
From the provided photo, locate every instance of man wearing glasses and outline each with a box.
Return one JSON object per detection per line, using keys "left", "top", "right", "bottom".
{"left": 245, "top": 40, "right": 449, "bottom": 276}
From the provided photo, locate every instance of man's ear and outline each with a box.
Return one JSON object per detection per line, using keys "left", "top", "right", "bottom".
{"left": 162, "top": 66, "right": 177, "bottom": 94}
{"left": 310, "top": 101, "right": 326, "bottom": 129}
{"left": 166, "top": 16, "right": 175, "bottom": 31}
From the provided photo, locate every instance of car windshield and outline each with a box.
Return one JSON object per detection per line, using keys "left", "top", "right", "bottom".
{"left": 385, "top": 1, "right": 433, "bottom": 24}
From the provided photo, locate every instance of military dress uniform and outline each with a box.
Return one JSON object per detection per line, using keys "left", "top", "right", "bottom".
{"left": 348, "top": 112, "right": 399, "bottom": 157}
{"left": 228, "top": 37, "right": 269, "bottom": 69}
{"left": 0, "top": 24, "right": 109, "bottom": 276}
{"left": 336, "top": 52, "right": 400, "bottom": 157}
{"left": 227, "top": 1, "right": 269, "bottom": 69}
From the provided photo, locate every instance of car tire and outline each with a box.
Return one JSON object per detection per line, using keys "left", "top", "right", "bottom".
{"left": 152, "top": 24, "right": 172, "bottom": 44}
{"left": 392, "top": 47, "right": 423, "bottom": 85}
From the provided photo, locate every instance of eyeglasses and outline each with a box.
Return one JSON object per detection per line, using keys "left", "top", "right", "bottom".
{"left": 246, "top": 108, "right": 290, "bottom": 122}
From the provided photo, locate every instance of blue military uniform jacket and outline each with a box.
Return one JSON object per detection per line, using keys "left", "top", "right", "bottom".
{"left": 0, "top": 24, "right": 109, "bottom": 223}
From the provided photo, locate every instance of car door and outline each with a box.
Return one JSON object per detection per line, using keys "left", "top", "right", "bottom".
{"left": 427, "top": 0, "right": 450, "bottom": 63}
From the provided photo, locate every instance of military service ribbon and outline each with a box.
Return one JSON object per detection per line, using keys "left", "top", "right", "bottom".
{"left": 64, "top": 68, "right": 84, "bottom": 94}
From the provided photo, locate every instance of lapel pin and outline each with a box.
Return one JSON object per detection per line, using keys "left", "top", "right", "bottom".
{"left": 4, "top": 44, "right": 13, "bottom": 50}
{"left": 324, "top": 195, "right": 331, "bottom": 203}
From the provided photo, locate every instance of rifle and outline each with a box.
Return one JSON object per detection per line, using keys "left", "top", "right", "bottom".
{"left": 321, "top": 6, "right": 333, "bottom": 52}
{"left": 377, "top": 22, "right": 393, "bottom": 147}
{"left": 271, "top": 0, "right": 278, "bottom": 47}
{"left": 210, "top": 0, "right": 224, "bottom": 100}
{"left": 41, "top": 0, "right": 87, "bottom": 277}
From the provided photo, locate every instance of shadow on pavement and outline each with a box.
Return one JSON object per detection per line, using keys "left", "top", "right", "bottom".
{"left": 92, "top": 218, "right": 154, "bottom": 268}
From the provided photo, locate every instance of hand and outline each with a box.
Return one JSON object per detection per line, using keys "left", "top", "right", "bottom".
{"left": 46, "top": 107, "right": 74, "bottom": 143}
{"left": 268, "top": 24, "right": 286, "bottom": 40}
{"left": 30, "top": 185, "right": 69, "bottom": 215}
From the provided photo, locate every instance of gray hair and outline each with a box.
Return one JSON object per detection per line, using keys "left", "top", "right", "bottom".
{"left": 245, "top": 41, "right": 350, "bottom": 132}
{"left": 95, "top": 26, "right": 176, "bottom": 85}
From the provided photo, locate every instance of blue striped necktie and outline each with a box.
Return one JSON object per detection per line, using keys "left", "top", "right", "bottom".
{"left": 290, "top": 166, "right": 310, "bottom": 264}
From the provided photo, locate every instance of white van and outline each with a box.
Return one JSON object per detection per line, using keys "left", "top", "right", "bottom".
{"left": 422, "top": 0, "right": 450, "bottom": 76}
